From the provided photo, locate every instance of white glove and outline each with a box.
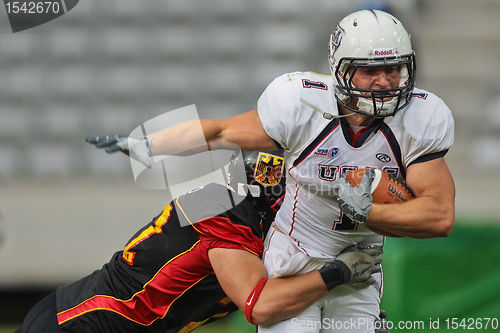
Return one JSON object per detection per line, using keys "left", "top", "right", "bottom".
{"left": 86, "top": 135, "right": 153, "bottom": 168}
{"left": 336, "top": 168, "right": 375, "bottom": 223}
{"left": 319, "top": 244, "right": 382, "bottom": 289}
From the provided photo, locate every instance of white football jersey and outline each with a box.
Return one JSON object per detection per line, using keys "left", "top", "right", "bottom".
{"left": 257, "top": 71, "right": 454, "bottom": 258}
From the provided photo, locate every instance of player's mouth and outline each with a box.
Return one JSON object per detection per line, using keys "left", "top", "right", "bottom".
{"left": 373, "top": 92, "right": 394, "bottom": 102}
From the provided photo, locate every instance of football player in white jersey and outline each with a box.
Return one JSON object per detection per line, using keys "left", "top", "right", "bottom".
{"left": 89, "top": 9, "right": 455, "bottom": 333}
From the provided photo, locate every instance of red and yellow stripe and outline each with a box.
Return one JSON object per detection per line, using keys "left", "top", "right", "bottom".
{"left": 57, "top": 240, "right": 212, "bottom": 326}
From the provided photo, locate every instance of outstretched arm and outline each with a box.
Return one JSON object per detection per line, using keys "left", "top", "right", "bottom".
{"left": 151, "top": 110, "right": 278, "bottom": 155}
{"left": 87, "top": 110, "right": 278, "bottom": 164}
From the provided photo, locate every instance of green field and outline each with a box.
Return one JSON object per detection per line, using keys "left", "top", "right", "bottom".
{"left": 0, "top": 326, "right": 18, "bottom": 333}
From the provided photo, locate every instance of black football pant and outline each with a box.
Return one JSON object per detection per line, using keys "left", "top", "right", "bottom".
{"left": 16, "top": 292, "right": 65, "bottom": 333}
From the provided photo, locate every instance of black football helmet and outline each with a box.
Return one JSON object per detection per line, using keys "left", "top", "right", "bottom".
{"left": 228, "top": 150, "right": 286, "bottom": 213}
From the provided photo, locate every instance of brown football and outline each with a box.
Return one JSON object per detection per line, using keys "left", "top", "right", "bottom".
{"left": 345, "top": 168, "right": 415, "bottom": 204}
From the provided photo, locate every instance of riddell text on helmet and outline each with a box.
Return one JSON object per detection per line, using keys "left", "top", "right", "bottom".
{"left": 372, "top": 48, "right": 394, "bottom": 56}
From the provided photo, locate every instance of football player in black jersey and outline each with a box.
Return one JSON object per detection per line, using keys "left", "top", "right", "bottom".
{"left": 17, "top": 150, "right": 381, "bottom": 333}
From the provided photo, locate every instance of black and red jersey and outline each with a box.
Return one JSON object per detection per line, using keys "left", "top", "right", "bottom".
{"left": 56, "top": 183, "right": 271, "bottom": 332}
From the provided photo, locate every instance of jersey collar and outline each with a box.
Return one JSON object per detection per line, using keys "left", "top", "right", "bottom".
{"left": 337, "top": 103, "right": 384, "bottom": 148}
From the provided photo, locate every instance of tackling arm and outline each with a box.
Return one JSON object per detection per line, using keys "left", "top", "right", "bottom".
{"left": 208, "top": 248, "right": 326, "bottom": 325}
{"left": 367, "top": 157, "right": 455, "bottom": 238}
{"left": 208, "top": 246, "right": 381, "bottom": 325}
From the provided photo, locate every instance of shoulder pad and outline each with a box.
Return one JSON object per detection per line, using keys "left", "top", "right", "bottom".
{"left": 175, "top": 184, "right": 246, "bottom": 227}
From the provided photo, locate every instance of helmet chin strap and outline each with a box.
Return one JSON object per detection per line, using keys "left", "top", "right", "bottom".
{"left": 300, "top": 98, "right": 354, "bottom": 120}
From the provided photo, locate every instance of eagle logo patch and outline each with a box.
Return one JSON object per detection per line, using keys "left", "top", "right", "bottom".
{"left": 329, "top": 24, "right": 344, "bottom": 56}
{"left": 254, "top": 152, "right": 285, "bottom": 187}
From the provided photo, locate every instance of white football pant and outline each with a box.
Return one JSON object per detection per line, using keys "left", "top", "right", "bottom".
{"left": 258, "top": 227, "right": 382, "bottom": 333}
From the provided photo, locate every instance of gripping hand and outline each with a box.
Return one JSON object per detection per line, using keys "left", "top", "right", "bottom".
{"left": 334, "top": 245, "right": 382, "bottom": 285}
{"left": 336, "top": 168, "right": 375, "bottom": 223}
{"left": 319, "top": 244, "right": 382, "bottom": 290}
{"left": 86, "top": 135, "right": 153, "bottom": 168}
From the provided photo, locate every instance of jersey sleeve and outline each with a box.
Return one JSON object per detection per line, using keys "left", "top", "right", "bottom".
{"left": 402, "top": 94, "right": 455, "bottom": 167}
{"left": 257, "top": 73, "right": 305, "bottom": 151}
{"left": 196, "top": 216, "right": 264, "bottom": 257}
{"left": 175, "top": 183, "right": 244, "bottom": 226}
{"left": 175, "top": 184, "right": 264, "bottom": 256}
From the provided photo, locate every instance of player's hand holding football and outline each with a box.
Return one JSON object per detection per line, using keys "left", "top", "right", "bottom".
{"left": 336, "top": 168, "right": 375, "bottom": 223}
{"left": 86, "top": 135, "right": 153, "bottom": 168}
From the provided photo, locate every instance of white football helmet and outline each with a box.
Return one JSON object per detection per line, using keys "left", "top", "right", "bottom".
{"left": 328, "top": 9, "right": 415, "bottom": 117}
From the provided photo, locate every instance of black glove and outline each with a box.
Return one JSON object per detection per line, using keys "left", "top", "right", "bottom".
{"left": 86, "top": 135, "right": 153, "bottom": 168}
{"left": 319, "top": 244, "right": 382, "bottom": 290}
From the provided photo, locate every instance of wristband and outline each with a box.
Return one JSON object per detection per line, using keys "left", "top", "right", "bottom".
{"left": 244, "top": 278, "right": 268, "bottom": 324}
{"left": 319, "top": 260, "right": 350, "bottom": 290}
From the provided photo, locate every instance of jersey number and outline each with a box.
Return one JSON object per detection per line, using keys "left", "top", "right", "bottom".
{"left": 331, "top": 165, "right": 359, "bottom": 230}
{"left": 333, "top": 212, "right": 358, "bottom": 231}
{"left": 122, "top": 204, "right": 173, "bottom": 265}
{"left": 302, "top": 79, "right": 328, "bottom": 90}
